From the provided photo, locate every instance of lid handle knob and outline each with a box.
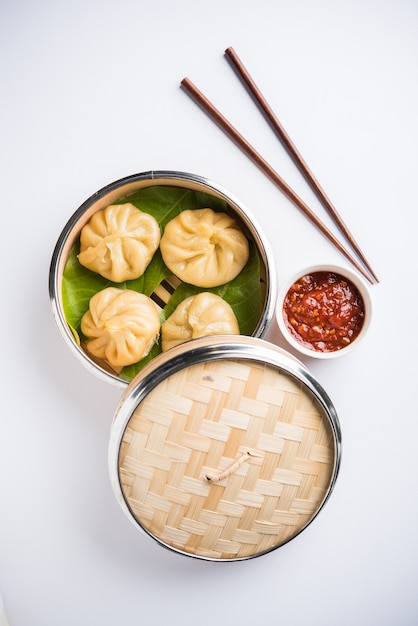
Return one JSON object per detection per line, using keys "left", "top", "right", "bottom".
{"left": 205, "top": 449, "right": 263, "bottom": 483}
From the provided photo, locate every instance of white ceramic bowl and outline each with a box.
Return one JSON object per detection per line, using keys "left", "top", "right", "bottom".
{"left": 276, "top": 264, "right": 372, "bottom": 359}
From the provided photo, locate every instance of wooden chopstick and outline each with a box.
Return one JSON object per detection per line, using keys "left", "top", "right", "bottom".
{"left": 224, "top": 46, "right": 379, "bottom": 284}
{"left": 180, "top": 76, "right": 374, "bottom": 285}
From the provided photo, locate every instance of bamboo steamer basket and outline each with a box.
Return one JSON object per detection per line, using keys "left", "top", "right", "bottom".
{"left": 49, "top": 170, "right": 277, "bottom": 387}
{"left": 109, "top": 335, "right": 341, "bottom": 561}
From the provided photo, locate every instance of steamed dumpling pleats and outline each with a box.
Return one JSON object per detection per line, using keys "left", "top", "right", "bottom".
{"left": 161, "top": 292, "right": 240, "bottom": 351}
{"left": 78, "top": 203, "right": 160, "bottom": 282}
{"left": 160, "top": 208, "right": 249, "bottom": 287}
{"left": 81, "top": 287, "right": 160, "bottom": 367}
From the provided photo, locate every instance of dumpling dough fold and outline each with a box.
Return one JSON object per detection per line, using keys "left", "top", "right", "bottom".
{"left": 81, "top": 287, "right": 160, "bottom": 367}
{"left": 161, "top": 292, "right": 239, "bottom": 351}
{"left": 160, "top": 208, "right": 249, "bottom": 287}
{"left": 78, "top": 203, "right": 160, "bottom": 282}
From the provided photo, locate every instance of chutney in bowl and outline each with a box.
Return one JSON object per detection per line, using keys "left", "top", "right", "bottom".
{"left": 276, "top": 264, "right": 372, "bottom": 359}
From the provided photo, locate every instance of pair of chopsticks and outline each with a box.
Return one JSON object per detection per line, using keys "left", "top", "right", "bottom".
{"left": 181, "top": 47, "right": 378, "bottom": 285}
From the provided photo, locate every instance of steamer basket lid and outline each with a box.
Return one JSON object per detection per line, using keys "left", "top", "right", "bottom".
{"left": 109, "top": 335, "right": 341, "bottom": 561}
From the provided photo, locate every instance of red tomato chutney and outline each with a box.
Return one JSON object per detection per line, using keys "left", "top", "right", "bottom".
{"left": 282, "top": 271, "right": 365, "bottom": 352}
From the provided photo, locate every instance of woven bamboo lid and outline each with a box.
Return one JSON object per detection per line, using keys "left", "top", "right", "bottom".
{"left": 109, "top": 336, "right": 341, "bottom": 561}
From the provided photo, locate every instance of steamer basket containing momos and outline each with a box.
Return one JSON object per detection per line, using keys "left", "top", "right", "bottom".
{"left": 49, "top": 170, "right": 277, "bottom": 386}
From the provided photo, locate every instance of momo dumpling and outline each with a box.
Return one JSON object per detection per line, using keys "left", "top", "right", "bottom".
{"left": 78, "top": 203, "right": 160, "bottom": 282}
{"left": 160, "top": 208, "right": 249, "bottom": 287}
{"left": 81, "top": 287, "right": 160, "bottom": 368}
{"left": 161, "top": 292, "right": 239, "bottom": 351}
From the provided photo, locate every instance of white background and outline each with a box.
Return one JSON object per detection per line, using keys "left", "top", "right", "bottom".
{"left": 1, "top": 1, "right": 417, "bottom": 624}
